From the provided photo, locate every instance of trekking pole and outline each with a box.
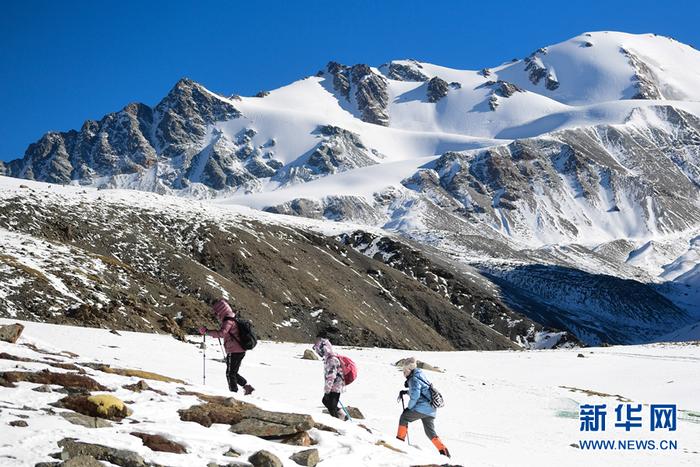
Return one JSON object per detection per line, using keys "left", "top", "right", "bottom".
{"left": 339, "top": 401, "right": 353, "bottom": 422}
{"left": 217, "top": 337, "right": 226, "bottom": 359}
{"left": 400, "top": 397, "right": 410, "bottom": 445}
{"left": 201, "top": 334, "right": 206, "bottom": 386}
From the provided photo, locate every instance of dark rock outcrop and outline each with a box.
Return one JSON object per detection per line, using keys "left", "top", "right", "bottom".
{"left": 326, "top": 62, "right": 389, "bottom": 126}
{"left": 621, "top": 48, "right": 664, "bottom": 99}
{"left": 385, "top": 61, "right": 429, "bottom": 82}
{"left": 274, "top": 125, "right": 380, "bottom": 184}
{"left": 524, "top": 50, "right": 560, "bottom": 91}
{"left": 427, "top": 77, "right": 450, "bottom": 103}
{"left": 480, "top": 80, "right": 524, "bottom": 110}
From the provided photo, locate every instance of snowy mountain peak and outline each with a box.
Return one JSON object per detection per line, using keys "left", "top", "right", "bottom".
{"left": 496, "top": 31, "right": 700, "bottom": 104}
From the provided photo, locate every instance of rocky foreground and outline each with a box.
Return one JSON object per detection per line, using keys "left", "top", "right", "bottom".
{"left": 0, "top": 322, "right": 459, "bottom": 467}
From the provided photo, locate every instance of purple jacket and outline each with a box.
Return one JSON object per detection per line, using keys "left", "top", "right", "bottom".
{"left": 313, "top": 338, "right": 345, "bottom": 394}
{"left": 206, "top": 300, "right": 245, "bottom": 354}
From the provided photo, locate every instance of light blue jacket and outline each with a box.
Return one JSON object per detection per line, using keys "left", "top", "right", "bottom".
{"left": 406, "top": 368, "right": 436, "bottom": 417}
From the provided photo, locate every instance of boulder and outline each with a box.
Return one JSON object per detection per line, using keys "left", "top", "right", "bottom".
{"left": 178, "top": 401, "right": 247, "bottom": 427}
{"left": 58, "top": 439, "right": 147, "bottom": 467}
{"left": 313, "top": 422, "right": 339, "bottom": 433}
{"left": 248, "top": 450, "right": 282, "bottom": 467}
{"left": 131, "top": 432, "right": 187, "bottom": 454}
{"left": 395, "top": 358, "right": 443, "bottom": 373}
{"left": 9, "top": 419, "right": 28, "bottom": 427}
{"left": 0, "top": 323, "right": 24, "bottom": 343}
{"left": 229, "top": 409, "right": 314, "bottom": 437}
{"left": 123, "top": 380, "right": 166, "bottom": 395}
{"left": 60, "top": 411, "right": 113, "bottom": 428}
{"left": 302, "top": 349, "right": 319, "bottom": 361}
{"left": 280, "top": 431, "right": 313, "bottom": 446}
{"left": 0, "top": 370, "right": 107, "bottom": 391}
{"left": 181, "top": 399, "right": 314, "bottom": 437}
{"left": 290, "top": 448, "right": 319, "bottom": 467}
{"left": 33, "top": 384, "right": 54, "bottom": 393}
{"left": 62, "top": 456, "right": 103, "bottom": 467}
{"left": 230, "top": 418, "right": 297, "bottom": 437}
{"left": 345, "top": 406, "right": 365, "bottom": 419}
{"left": 58, "top": 395, "right": 132, "bottom": 421}
{"left": 223, "top": 448, "right": 241, "bottom": 457}
{"left": 159, "top": 317, "right": 186, "bottom": 342}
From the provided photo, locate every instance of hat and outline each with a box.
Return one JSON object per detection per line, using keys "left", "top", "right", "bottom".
{"left": 402, "top": 357, "right": 417, "bottom": 376}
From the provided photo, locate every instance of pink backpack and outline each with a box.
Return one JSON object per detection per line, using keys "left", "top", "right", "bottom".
{"left": 337, "top": 355, "right": 357, "bottom": 385}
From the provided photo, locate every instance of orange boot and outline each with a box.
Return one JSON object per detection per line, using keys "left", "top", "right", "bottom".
{"left": 431, "top": 437, "right": 451, "bottom": 458}
{"left": 396, "top": 424, "right": 408, "bottom": 441}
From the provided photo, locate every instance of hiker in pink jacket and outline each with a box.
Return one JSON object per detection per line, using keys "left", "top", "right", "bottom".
{"left": 313, "top": 337, "right": 346, "bottom": 419}
{"left": 199, "top": 299, "right": 255, "bottom": 395}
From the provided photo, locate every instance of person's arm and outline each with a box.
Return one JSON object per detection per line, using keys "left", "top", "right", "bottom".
{"left": 406, "top": 376, "right": 420, "bottom": 410}
{"left": 204, "top": 318, "right": 234, "bottom": 339}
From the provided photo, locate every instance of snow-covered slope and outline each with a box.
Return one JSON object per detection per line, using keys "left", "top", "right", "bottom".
{"left": 1, "top": 320, "right": 699, "bottom": 466}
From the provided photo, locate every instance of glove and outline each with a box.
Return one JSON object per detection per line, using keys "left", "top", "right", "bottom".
{"left": 397, "top": 390, "right": 408, "bottom": 402}
{"left": 198, "top": 327, "right": 208, "bottom": 335}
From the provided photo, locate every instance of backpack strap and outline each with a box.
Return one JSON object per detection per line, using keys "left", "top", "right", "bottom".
{"left": 413, "top": 374, "right": 433, "bottom": 400}
{"left": 222, "top": 316, "right": 243, "bottom": 346}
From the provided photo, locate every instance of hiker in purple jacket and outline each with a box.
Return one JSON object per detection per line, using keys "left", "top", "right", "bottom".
{"left": 199, "top": 299, "right": 255, "bottom": 395}
{"left": 313, "top": 337, "right": 346, "bottom": 420}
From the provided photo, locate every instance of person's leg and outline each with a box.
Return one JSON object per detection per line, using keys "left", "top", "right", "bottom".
{"left": 397, "top": 409, "right": 423, "bottom": 441}
{"left": 423, "top": 417, "right": 450, "bottom": 457}
{"left": 226, "top": 352, "right": 245, "bottom": 392}
{"left": 322, "top": 392, "right": 340, "bottom": 417}
{"left": 421, "top": 416, "right": 437, "bottom": 439}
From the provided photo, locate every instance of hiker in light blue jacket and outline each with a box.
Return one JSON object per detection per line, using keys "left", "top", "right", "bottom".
{"left": 396, "top": 357, "right": 450, "bottom": 457}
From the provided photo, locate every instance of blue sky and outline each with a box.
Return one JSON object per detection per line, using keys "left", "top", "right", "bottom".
{"left": 1, "top": 0, "right": 698, "bottom": 161}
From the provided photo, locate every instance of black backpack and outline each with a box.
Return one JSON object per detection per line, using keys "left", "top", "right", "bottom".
{"left": 223, "top": 316, "right": 258, "bottom": 350}
{"left": 416, "top": 374, "right": 445, "bottom": 408}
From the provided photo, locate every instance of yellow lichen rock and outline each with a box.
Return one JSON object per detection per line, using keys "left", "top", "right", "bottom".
{"left": 93, "top": 364, "right": 184, "bottom": 383}
{"left": 86, "top": 394, "right": 132, "bottom": 420}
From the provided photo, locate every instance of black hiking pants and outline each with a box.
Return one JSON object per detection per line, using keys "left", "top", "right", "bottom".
{"left": 322, "top": 391, "right": 341, "bottom": 417}
{"left": 400, "top": 409, "right": 437, "bottom": 439}
{"left": 226, "top": 352, "right": 248, "bottom": 392}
